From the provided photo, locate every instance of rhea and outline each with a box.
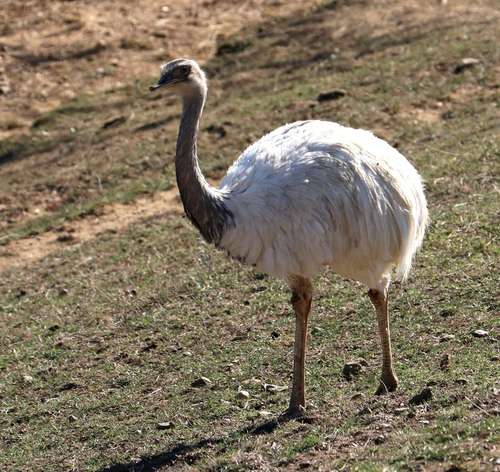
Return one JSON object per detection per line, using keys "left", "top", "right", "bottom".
{"left": 150, "top": 59, "right": 428, "bottom": 416}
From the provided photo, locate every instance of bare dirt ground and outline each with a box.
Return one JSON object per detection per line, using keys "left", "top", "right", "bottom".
{"left": 0, "top": 0, "right": 312, "bottom": 133}
{"left": 0, "top": 177, "right": 224, "bottom": 272}
{"left": 0, "top": 186, "right": 181, "bottom": 271}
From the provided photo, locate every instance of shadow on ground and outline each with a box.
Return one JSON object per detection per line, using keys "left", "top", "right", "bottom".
{"left": 99, "top": 415, "right": 316, "bottom": 471}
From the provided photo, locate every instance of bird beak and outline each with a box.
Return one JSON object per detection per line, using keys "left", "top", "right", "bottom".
{"left": 149, "top": 75, "right": 182, "bottom": 92}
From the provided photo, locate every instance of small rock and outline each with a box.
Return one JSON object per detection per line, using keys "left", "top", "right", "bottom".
{"left": 68, "top": 415, "right": 78, "bottom": 422}
{"left": 409, "top": 387, "right": 433, "bottom": 405}
{"left": 454, "top": 57, "right": 480, "bottom": 74}
{"left": 472, "top": 329, "right": 489, "bottom": 338}
{"left": 56, "top": 233, "right": 75, "bottom": 243}
{"left": 440, "top": 353, "right": 451, "bottom": 371}
{"left": 343, "top": 361, "right": 364, "bottom": 379}
{"left": 461, "top": 57, "right": 481, "bottom": 66}
{"left": 236, "top": 390, "right": 250, "bottom": 399}
{"left": 191, "top": 377, "right": 211, "bottom": 388}
{"left": 490, "top": 356, "right": 500, "bottom": 361}
{"left": 358, "top": 358, "right": 369, "bottom": 367}
{"left": 15, "top": 290, "right": 27, "bottom": 299}
{"left": 59, "top": 382, "right": 80, "bottom": 391}
{"left": 102, "top": 115, "right": 127, "bottom": 129}
{"left": 351, "top": 392, "right": 365, "bottom": 400}
{"left": 156, "top": 421, "right": 175, "bottom": 430}
{"left": 262, "top": 384, "right": 288, "bottom": 393}
{"left": 299, "top": 462, "right": 312, "bottom": 469}
{"left": 357, "top": 406, "right": 372, "bottom": 416}
{"left": 439, "top": 334, "right": 455, "bottom": 343}
{"left": 455, "top": 378, "right": 468, "bottom": 385}
{"left": 21, "top": 374, "right": 34, "bottom": 383}
{"left": 141, "top": 342, "right": 158, "bottom": 352}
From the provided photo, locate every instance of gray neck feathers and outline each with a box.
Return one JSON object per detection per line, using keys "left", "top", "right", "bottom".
{"left": 175, "top": 90, "right": 231, "bottom": 245}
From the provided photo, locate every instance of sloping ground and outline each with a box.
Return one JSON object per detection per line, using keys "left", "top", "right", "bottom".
{"left": 0, "top": 0, "right": 499, "bottom": 471}
{"left": 0, "top": 187, "right": 181, "bottom": 271}
{"left": 1, "top": 0, "right": 310, "bottom": 133}
{"left": 0, "top": 0, "right": 313, "bottom": 268}
{"left": 1, "top": 0, "right": 498, "bottom": 271}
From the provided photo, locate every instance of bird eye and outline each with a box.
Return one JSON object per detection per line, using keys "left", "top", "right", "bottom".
{"left": 181, "top": 66, "right": 190, "bottom": 75}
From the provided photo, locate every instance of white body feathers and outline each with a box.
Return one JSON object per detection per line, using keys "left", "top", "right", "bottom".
{"left": 219, "top": 120, "right": 427, "bottom": 291}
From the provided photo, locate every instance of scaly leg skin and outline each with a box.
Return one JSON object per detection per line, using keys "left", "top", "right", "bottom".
{"left": 368, "top": 288, "right": 398, "bottom": 395}
{"left": 286, "top": 276, "right": 314, "bottom": 416}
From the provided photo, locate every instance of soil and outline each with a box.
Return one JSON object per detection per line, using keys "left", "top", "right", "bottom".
{"left": 0, "top": 186, "right": 182, "bottom": 271}
{"left": 0, "top": 0, "right": 310, "bottom": 137}
{"left": 0, "top": 177, "right": 224, "bottom": 272}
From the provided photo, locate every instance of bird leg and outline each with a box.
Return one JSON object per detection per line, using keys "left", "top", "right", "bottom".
{"left": 287, "top": 276, "right": 314, "bottom": 416}
{"left": 368, "top": 288, "right": 398, "bottom": 395}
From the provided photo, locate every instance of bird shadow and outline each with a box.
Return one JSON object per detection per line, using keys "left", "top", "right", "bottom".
{"left": 98, "top": 414, "right": 317, "bottom": 472}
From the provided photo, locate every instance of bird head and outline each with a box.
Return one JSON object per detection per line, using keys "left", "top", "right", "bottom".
{"left": 149, "top": 59, "right": 207, "bottom": 98}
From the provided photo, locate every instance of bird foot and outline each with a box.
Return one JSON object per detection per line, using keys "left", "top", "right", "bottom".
{"left": 284, "top": 403, "right": 306, "bottom": 418}
{"left": 375, "top": 377, "right": 398, "bottom": 395}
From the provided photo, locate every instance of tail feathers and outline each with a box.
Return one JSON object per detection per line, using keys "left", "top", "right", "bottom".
{"left": 395, "top": 201, "right": 428, "bottom": 283}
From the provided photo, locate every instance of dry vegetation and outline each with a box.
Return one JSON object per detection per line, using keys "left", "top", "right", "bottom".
{"left": 1, "top": 0, "right": 500, "bottom": 471}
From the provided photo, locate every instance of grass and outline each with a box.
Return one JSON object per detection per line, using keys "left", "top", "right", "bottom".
{"left": 1, "top": 0, "right": 500, "bottom": 470}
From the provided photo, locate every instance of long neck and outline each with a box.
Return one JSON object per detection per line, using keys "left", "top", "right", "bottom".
{"left": 175, "top": 89, "right": 230, "bottom": 245}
